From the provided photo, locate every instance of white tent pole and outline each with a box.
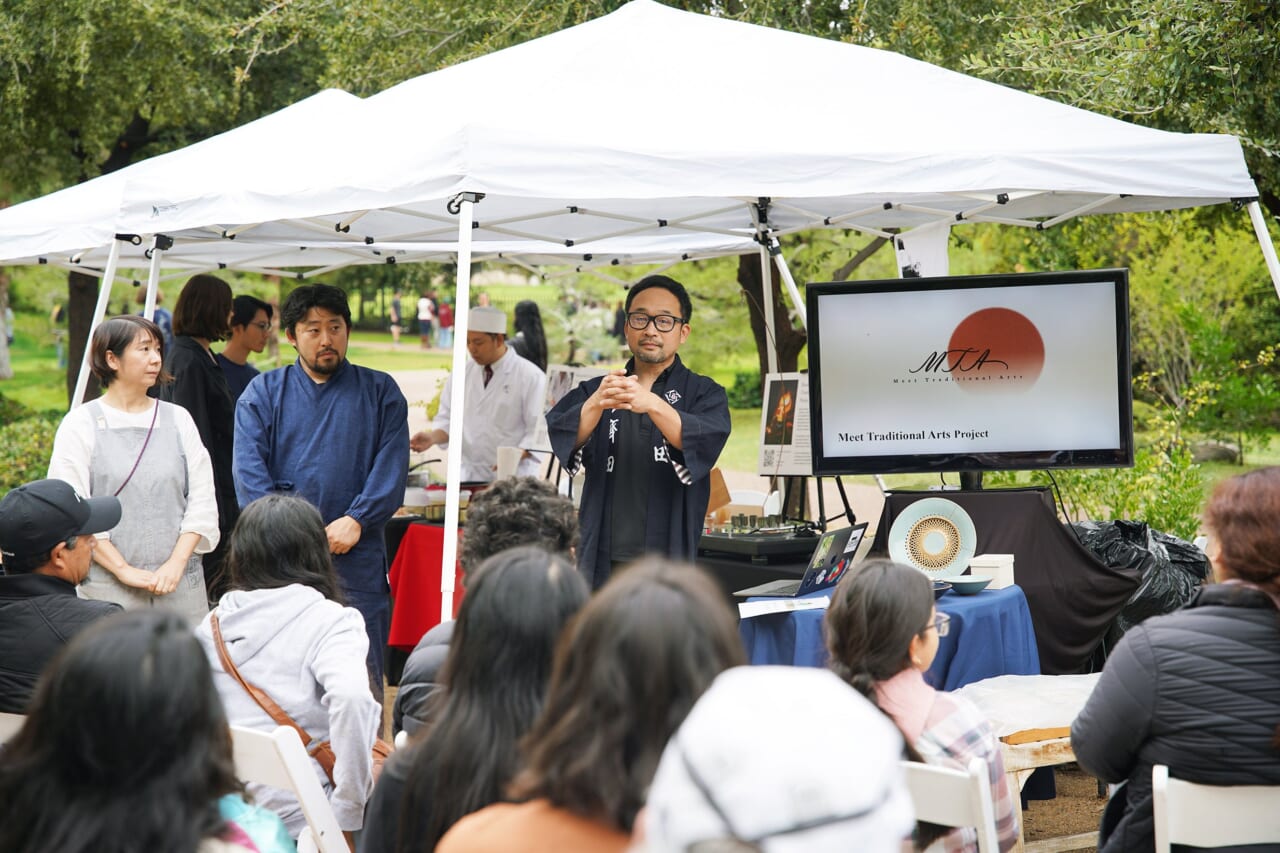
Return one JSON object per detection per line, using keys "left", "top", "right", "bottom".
{"left": 1246, "top": 201, "right": 1280, "bottom": 299}
{"left": 143, "top": 236, "right": 165, "bottom": 320}
{"left": 769, "top": 240, "right": 808, "bottom": 330}
{"left": 71, "top": 238, "right": 123, "bottom": 409}
{"left": 440, "top": 193, "right": 481, "bottom": 622}
{"left": 759, "top": 242, "right": 778, "bottom": 374}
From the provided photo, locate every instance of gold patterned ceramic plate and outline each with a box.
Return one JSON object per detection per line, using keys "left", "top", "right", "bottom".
{"left": 887, "top": 497, "right": 977, "bottom": 577}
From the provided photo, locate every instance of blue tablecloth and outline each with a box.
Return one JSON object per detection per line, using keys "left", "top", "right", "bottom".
{"left": 738, "top": 584, "right": 1041, "bottom": 690}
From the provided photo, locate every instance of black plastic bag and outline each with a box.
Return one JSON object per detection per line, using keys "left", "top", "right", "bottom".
{"left": 1070, "top": 519, "right": 1210, "bottom": 635}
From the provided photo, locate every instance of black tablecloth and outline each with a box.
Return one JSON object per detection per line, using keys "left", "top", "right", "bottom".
{"left": 694, "top": 550, "right": 808, "bottom": 604}
{"left": 874, "top": 488, "right": 1141, "bottom": 674}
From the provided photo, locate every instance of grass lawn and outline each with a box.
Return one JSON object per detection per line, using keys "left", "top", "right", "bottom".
{"left": 2, "top": 313, "right": 68, "bottom": 413}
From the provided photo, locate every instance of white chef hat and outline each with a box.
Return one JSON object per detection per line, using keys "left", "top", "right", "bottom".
{"left": 469, "top": 306, "right": 508, "bottom": 334}
{"left": 642, "top": 666, "right": 915, "bottom": 853}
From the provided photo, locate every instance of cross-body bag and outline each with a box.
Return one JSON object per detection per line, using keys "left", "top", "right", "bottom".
{"left": 210, "top": 612, "right": 391, "bottom": 782}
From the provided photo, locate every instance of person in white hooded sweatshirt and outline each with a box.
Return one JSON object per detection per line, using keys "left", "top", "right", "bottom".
{"left": 195, "top": 494, "right": 380, "bottom": 844}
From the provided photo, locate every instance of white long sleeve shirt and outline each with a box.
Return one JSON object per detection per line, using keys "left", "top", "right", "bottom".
{"left": 48, "top": 398, "right": 219, "bottom": 554}
{"left": 431, "top": 350, "right": 548, "bottom": 482}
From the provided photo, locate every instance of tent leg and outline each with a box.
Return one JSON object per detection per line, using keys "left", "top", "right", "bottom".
{"left": 759, "top": 243, "right": 779, "bottom": 375}
{"left": 440, "top": 193, "right": 482, "bottom": 623}
{"left": 1247, "top": 201, "right": 1280, "bottom": 299}
{"left": 770, "top": 241, "right": 808, "bottom": 330}
{"left": 143, "top": 238, "right": 165, "bottom": 320}
{"left": 71, "top": 238, "right": 122, "bottom": 409}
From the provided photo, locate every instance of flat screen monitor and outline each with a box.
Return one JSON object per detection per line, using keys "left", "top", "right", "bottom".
{"left": 807, "top": 269, "right": 1134, "bottom": 476}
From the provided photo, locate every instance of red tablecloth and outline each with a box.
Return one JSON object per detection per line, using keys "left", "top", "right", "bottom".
{"left": 387, "top": 523, "right": 465, "bottom": 650}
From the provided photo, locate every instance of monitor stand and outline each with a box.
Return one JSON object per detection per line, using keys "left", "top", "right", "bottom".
{"left": 959, "top": 470, "right": 984, "bottom": 491}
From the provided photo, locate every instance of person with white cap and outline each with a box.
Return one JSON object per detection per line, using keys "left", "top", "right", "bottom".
{"left": 0, "top": 478, "right": 123, "bottom": 712}
{"left": 639, "top": 666, "right": 916, "bottom": 853}
{"left": 411, "top": 305, "right": 548, "bottom": 483}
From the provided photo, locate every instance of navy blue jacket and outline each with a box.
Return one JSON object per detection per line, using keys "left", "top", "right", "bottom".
{"left": 546, "top": 355, "right": 729, "bottom": 588}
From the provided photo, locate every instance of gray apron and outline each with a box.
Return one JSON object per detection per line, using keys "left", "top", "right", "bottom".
{"left": 80, "top": 400, "right": 209, "bottom": 624}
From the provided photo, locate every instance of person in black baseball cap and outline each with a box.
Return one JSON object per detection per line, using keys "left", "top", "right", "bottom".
{"left": 0, "top": 479, "right": 123, "bottom": 712}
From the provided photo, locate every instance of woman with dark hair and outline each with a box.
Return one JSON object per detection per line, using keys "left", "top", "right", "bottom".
{"left": 436, "top": 558, "right": 746, "bottom": 852}
{"left": 358, "top": 546, "right": 589, "bottom": 853}
{"left": 1071, "top": 467, "right": 1280, "bottom": 852}
{"left": 160, "top": 273, "right": 238, "bottom": 604}
{"left": 48, "top": 315, "right": 218, "bottom": 624}
{"left": 195, "top": 494, "right": 381, "bottom": 841}
{"left": 0, "top": 609, "right": 291, "bottom": 853}
{"left": 826, "top": 559, "right": 1019, "bottom": 852}
{"left": 508, "top": 299, "right": 548, "bottom": 372}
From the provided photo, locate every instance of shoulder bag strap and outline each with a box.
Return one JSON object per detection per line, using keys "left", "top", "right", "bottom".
{"left": 112, "top": 399, "right": 160, "bottom": 497}
{"left": 210, "top": 612, "right": 316, "bottom": 749}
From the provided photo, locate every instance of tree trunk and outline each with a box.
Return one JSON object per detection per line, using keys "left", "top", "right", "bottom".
{"left": 736, "top": 238, "right": 892, "bottom": 523}
{"left": 737, "top": 255, "right": 807, "bottom": 517}
{"left": 736, "top": 254, "right": 807, "bottom": 387}
{"left": 66, "top": 270, "right": 103, "bottom": 406}
{"left": 0, "top": 271, "right": 13, "bottom": 381}
{"left": 64, "top": 112, "right": 153, "bottom": 407}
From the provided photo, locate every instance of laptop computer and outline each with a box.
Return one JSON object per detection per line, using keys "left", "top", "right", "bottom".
{"left": 732, "top": 522, "right": 871, "bottom": 598}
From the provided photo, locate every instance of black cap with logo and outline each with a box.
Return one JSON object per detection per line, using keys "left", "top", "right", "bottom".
{"left": 0, "top": 479, "right": 122, "bottom": 560}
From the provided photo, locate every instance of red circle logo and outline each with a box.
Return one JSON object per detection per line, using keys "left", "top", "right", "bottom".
{"left": 947, "top": 308, "right": 1044, "bottom": 392}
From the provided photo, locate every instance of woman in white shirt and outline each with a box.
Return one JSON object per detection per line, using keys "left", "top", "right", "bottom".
{"left": 48, "top": 315, "right": 218, "bottom": 624}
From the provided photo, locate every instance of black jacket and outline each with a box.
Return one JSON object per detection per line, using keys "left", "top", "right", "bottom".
{"left": 157, "top": 335, "right": 238, "bottom": 541}
{"left": 392, "top": 620, "right": 454, "bottom": 737}
{"left": 1071, "top": 583, "right": 1280, "bottom": 853}
{"left": 0, "top": 573, "right": 120, "bottom": 712}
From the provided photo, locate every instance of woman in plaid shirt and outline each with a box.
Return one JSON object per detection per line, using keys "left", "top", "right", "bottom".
{"left": 827, "top": 559, "right": 1019, "bottom": 852}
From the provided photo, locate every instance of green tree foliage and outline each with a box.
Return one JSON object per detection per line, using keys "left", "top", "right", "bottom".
{"left": 969, "top": 1, "right": 1280, "bottom": 218}
{"left": 0, "top": 1, "right": 337, "bottom": 193}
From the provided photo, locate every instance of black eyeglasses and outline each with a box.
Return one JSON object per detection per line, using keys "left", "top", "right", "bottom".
{"left": 626, "top": 312, "right": 684, "bottom": 333}
{"left": 926, "top": 612, "right": 951, "bottom": 638}
{"left": 250, "top": 321, "right": 274, "bottom": 332}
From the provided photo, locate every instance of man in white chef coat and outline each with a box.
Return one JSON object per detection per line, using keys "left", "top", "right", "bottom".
{"left": 410, "top": 306, "right": 548, "bottom": 482}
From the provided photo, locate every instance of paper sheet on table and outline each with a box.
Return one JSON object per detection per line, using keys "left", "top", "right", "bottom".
{"left": 738, "top": 596, "right": 830, "bottom": 620}
{"left": 953, "top": 673, "right": 1101, "bottom": 739}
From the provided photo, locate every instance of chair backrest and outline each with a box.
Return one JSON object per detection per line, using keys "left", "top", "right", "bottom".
{"left": 230, "top": 725, "right": 348, "bottom": 853}
{"left": 1152, "top": 764, "right": 1280, "bottom": 853}
{"left": 900, "top": 758, "right": 1000, "bottom": 853}
{"left": 0, "top": 712, "right": 26, "bottom": 744}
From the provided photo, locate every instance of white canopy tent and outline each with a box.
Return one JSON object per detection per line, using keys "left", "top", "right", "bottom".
{"left": 4, "top": 0, "right": 1278, "bottom": 619}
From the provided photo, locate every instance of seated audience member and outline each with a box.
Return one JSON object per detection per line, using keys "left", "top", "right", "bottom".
{"left": 359, "top": 546, "right": 589, "bottom": 853}
{"left": 436, "top": 558, "right": 747, "bottom": 853}
{"left": 216, "top": 294, "right": 274, "bottom": 402}
{"left": 0, "top": 609, "right": 292, "bottom": 853}
{"left": 641, "top": 666, "right": 915, "bottom": 852}
{"left": 195, "top": 495, "right": 381, "bottom": 841}
{"left": 0, "top": 478, "right": 122, "bottom": 713}
{"left": 1071, "top": 466, "right": 1280, "bottom": 853}
{"left": 826, "top": 559, "right": 1019, "bottom": 853}
{"left": 393, "top": 476, "right": 580, "bottom": 736}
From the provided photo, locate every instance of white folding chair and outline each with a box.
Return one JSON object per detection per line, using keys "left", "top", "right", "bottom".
{"left": 0, "top": 712, "right": 26, "bottom": 743}
{"left": 1152, "top": 764, "right": 1280, "bottom": 853}
{"left": 901, "top": 758, "right": 1000, "bottom": 853}
{"left": 230, "top": 725, "right": 348, "bottom": 853}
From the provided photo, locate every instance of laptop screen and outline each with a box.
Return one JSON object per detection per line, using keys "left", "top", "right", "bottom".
{"left": 799, "top": 522, "right": 870, "bottom": 594}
